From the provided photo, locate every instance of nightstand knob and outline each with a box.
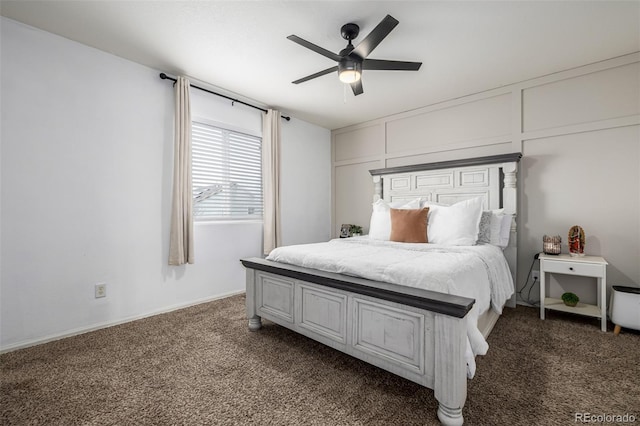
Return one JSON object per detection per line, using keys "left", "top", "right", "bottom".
{"left": 569, "top": 267, "right": 574, "bottom": 271}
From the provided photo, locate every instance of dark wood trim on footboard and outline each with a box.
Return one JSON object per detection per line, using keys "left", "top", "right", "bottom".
{"left": 240, "top": 258, "right": 475, "bottom": 318}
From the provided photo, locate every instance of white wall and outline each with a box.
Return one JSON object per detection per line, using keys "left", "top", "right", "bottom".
{"left": 331, "top": 53, "right": 640, "bottom": 306}
{"left": 0, "top": 18, "right": 331, "bottom": 350}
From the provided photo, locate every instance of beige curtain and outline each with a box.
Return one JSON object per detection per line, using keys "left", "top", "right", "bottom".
{"left": 262, "top": 109, "right": 281, "bottom": 255}
{"left": 168, "top": 76, "right": 194, "bottom": 265}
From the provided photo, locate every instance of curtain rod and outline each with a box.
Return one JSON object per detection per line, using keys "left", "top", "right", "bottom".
{"left": 159, "top": 73, "right": 290, "bottom": 121}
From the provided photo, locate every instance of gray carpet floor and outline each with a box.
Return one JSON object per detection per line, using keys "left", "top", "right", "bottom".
{"left": 1, "top": 294, "right": 638, "bottom": 425}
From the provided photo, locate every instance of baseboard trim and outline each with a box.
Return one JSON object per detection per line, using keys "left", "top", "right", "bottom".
{"left": 516, "top": 300, "right": 537, "bottom": 308}
{"left": 478, "top": 309, "right": 501, "bottom": 338}
{"left": 0, "top": 289, "right": 246, "bottom": 354}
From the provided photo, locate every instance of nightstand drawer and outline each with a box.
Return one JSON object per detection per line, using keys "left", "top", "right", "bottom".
{"left": 542, "top": 260, "right": 604, "bottom": 277}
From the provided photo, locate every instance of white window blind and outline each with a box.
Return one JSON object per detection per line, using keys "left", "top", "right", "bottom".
{"left": 191, "top": 120, "right": 262, "bottom": 220}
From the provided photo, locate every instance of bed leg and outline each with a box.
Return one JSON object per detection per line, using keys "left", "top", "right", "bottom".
{"left": 246, "top": 268, "right": 262, "bottom": 331}
{"left": 248, "top": 315, "right": 262, "bottom": 331}
{"left": 434, "top": 314, "right": 467, "bottom": 426}
{"left": 437, "top": 404, "right": 464, "bottom": 426}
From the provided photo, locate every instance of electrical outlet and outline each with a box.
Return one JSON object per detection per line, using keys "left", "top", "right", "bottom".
{"left": 532, "top": 270, "right": 540, "bottom": 281}
{"left": 95, "top": 283, "right": 106, "bottom": 298}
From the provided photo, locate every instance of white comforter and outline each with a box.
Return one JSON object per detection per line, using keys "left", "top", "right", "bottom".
{"left": 266, "top": 237, "right": 514, "bottom": 378}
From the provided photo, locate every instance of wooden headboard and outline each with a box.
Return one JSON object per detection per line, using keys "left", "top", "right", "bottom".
{"left": 369, "top": 153, "right": 522, "bottom": 308}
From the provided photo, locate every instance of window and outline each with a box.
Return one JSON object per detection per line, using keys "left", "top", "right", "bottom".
{"left": 191, "top": 120, "right": 262, "bottom": 220}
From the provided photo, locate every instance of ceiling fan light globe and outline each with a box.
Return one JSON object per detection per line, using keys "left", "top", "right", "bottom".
{"left": 338, "top": 59, "right": 362, "bottom": 83}
{"left": 339, "top": 69, "right": 361, "bottom": 83}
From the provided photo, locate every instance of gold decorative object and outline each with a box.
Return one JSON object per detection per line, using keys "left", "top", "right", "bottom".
{"left": 568, "top": 225, "right": 585, "bottom": 257}
{"left": 543, "top": 235, "right": 561, "bottom": 255}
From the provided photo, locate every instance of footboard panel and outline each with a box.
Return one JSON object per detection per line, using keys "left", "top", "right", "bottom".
{"left": 352, "top": 297, "right": 427, "bottom": 376}
{"left": 256, "top": 273, "right": 294, "bottom": 323}
{"left": 298, "top": 284, "right": 347, "bottom": 344}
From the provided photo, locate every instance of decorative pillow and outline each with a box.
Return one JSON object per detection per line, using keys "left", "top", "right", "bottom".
{"left": 424, "top": 197, "right": 484, "bottom": 246}
{"left": 369, "top": 198, "right": 421, "bottom": 240}
{"left": 477, "top": 211, "right": 492, "bottom": 243}
{"left": 478, "top": 209, "right": 504, "bottom": 244}
{"left": 389, "top": 207, "right": 429, "bottom": 243}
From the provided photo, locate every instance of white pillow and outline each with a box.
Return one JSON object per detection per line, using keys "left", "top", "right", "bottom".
{"left": 497, "top": 214, "right": 513, "bottom": 248}
{"left": 425, "top": 197, "right": 484, "bottom": 246}
{"left": 369, "top": 198, "right": 421, "bottom": 240}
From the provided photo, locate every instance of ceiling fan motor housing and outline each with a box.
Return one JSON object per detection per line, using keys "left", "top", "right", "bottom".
{"left": 341, "top": 23, "right": 360, "bottom": 41}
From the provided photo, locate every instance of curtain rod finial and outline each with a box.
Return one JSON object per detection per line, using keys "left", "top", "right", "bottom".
{"left": 159, "top": 73, "right": 167, "bottom": 79}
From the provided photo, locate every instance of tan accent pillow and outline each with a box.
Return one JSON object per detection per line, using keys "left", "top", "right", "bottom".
{"left": 389, "top": 207, "right": 429, "bottom": 243}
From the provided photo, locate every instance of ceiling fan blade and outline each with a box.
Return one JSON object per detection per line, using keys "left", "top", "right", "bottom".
{"left": 292, "top": 66, "right": 338, "bottom": 84}
{"left": 351, "top": 79, "right": 363, "bottom": 96}
{"left": 351, "top": 15, "right": 399, "bottom": 59}
{"left": 287, "top": 35, "right": 341, "bottom": 62}
{"left": 362, "top": 59, "right": 422, "bottom": 71}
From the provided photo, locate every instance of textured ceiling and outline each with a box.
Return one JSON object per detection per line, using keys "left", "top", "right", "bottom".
{"left": 2, "top": 1, "right": 639, "bottom": 129}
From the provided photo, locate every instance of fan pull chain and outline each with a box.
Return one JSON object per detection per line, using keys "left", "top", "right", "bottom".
{"left": 343, "top": 84, "right": 348, "bottom": 104}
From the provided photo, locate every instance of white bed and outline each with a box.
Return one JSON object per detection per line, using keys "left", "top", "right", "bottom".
{"left": 266, "top": 237, "right": 514, "bottom": 379}
{"left": 241, "top": 153, "right": 521, "bottom": 425}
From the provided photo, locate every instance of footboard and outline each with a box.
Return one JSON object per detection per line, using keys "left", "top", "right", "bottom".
{"left": 241, "top": 257, "right": 474, "bottom": 426}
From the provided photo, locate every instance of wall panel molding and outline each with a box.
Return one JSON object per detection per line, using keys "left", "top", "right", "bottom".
{"left": 522, "top": 115, "right": 640, "bottom": 143}
{"left": 522, "top": 62, "right": 640, "bottom": 132}
{"left": 513, "top": 52, "right": 640, "bottom": 92}
{"left": 331, "top": 52, "right": 640, "bottom": 242}
{"left": 334, "top": 122, "right": 385, "bottom": 162}
{"left": 385, "top": 93, "right": 512, "bottom": 155}
{"left": 331, "top": 51, "right": 640, "bottom": 309}
{"left": 383, "top": 135, "right": 514, "bottom": 162}
{"left": 334, "top": 155, "right": 386, "bottom": 168}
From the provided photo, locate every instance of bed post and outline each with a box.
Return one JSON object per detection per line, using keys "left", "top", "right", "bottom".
{"left": 502, "top": 160, "right": 519, "bottom": 308}
{"left": 246, "top": 268, "right": 262, "bottom": 331}
{"left": 372, "top": 175, "right": 382, "bottom": 202}
{"left": 434, "top": 314, "right": 467, "bottom": 426}
{"left": 502, "top": 161, "right": 517, "bottom": 216}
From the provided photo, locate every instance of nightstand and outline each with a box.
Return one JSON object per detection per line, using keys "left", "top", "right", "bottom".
{"left": 539, "top": 253, "right": 608, "bottom": 332}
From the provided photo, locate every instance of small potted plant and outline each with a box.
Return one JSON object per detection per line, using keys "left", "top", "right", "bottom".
{"left": 561, "top": 292, "right": 579, "bottom": 307}
{"left": 349, "top": 225, "right": 363, "bottom": 237}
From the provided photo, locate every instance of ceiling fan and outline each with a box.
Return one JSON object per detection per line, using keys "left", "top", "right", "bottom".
{"left": 287, "top": 14, "right": 422, "bottom": 96}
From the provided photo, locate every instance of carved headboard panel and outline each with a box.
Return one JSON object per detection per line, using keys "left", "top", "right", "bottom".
{"left": 370, "top": 153, "right": 522, "bottom": 307}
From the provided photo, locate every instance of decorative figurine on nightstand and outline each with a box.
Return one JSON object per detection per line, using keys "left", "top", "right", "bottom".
{"left": 568, "top": 225, "right": 585, "bottom": 257}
